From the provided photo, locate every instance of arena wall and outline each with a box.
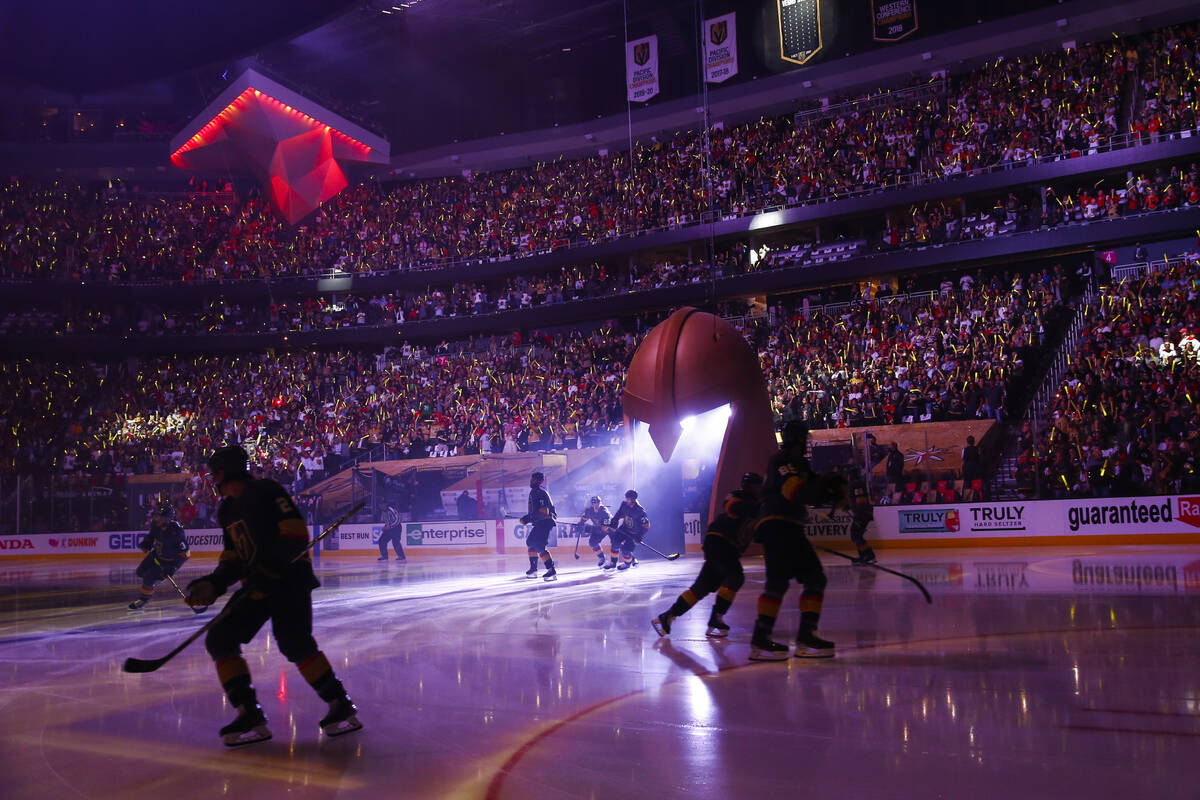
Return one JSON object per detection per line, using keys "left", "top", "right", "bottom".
{"left": 5, "top": 498, "right": 1200, "bottom": 558}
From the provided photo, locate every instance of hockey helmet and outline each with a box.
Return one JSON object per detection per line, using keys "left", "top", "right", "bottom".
{"left": 624, "top": 489, "right": 638, "bottom": 500}
{"left": 208, "top": 445, "right": 250, "bottom": 480}
{"left": 151, "top": 503, "right": 176, "bottom": 519}
{"left": 589, "top": 495, "right": 602, "bottom": 505}
{"left": 530, "top": 471, "right": 545, "bottom": 488}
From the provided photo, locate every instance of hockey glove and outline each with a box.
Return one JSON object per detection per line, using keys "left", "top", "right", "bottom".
{"left": 185, "top": 578, "right": 220, "bottom": 607}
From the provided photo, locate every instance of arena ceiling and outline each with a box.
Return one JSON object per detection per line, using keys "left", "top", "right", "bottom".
{"left": 0, "top": 0, "right": 1095, "bottom": 155}
{"left": 0, "top": 0, "right": 709, "bottom": 152}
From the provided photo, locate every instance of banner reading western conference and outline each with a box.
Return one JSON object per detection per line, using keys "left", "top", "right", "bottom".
{"left": 872, "top": 0, "right": 919, "bottom": 42}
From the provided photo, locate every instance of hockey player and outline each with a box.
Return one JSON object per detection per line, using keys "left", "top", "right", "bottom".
{"left": 185, "top": 445, "right": 361, "bottom": 746}
{"left": 652, "top": 472, "right": 763, "bottom": 638}
{"left": 604, "top": 490, "right": 649, "bottom": 571}
{"left": 579, "top": 495, "right": 613, "bottom": 568}
{"left": 521, "top": 471, "right": 558, "bottom": 581}
{"left": 749, "top": 421, "right": 835, "bottom": 661}
{"left": 827, "top": 466, "right": 877, "bottom": 564}
{"left": 128, "top": 504, "right": 190, "bottom": 610}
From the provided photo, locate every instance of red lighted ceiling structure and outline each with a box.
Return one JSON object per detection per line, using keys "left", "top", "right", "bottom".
{"left": 169, "top": 69, "right": 390, "bottom": 224}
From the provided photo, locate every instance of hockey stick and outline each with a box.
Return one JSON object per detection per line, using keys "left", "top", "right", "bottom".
{"left": 573, "top": 523, "right": 582, "bottom": 559}
{"left": 122, "top": 501, "right": 365, "bottom": 674}
{"left": 152, "top": 554, "right": 205, "bottom": 614}
{"left": 632, "top": 536, "right": 681, "bottom": 561}
{"left": 813, "top": 544, "right": 933, "bottom": 604}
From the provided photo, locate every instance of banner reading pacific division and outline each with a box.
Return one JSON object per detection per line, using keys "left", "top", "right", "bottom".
{"left": 778, "top": 0, "right": 822, "bottom": 65}
{"left": 871, "top": 0, "right": 918, "bottom": 42}
{"left": 704, "top": 13, "right": 738, "bottom": 83}
{"left": 626, "top": 35, "right": 660, "bottom": 102}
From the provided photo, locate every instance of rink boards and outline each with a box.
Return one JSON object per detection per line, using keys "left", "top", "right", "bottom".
{"left": 4, "top": 495, "right": 1200, "bottom": 557}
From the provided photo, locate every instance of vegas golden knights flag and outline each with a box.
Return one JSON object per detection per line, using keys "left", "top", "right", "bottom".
{"left": 872, "top": 0, "right": 919, "bottom": 42}
{"left": 779, "top": 0, "right": 821, "bottom": 65}
{"left": 626, "top": 35, "right": 660, "bottom": 102}
{"left": 704, "top": 12, "right": 738, "bottom": 83}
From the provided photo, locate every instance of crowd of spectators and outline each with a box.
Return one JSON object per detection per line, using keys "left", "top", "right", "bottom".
{"left": 1, "top": 261, "right": 1075, "bottom": 492}
{"left": 1, "top": 328, "right": 635, "bottom": 490}
{"left": 4, "top": 23, "right": 1200, "bottom": 532}
{"left": 1018, "top": 254, "right": 1200, "bottom": 499}
{"left": 1130, "top": 23, "right": 1200, "bottom": 142}
{"left": 6, "top": 157, "right": 1198, "bottom": 340}
{"left": 2, "top": 24, "right": 1197, "bottom": 286}
{"left": 742, "top": 264, "right": 1072, "bottom": 431}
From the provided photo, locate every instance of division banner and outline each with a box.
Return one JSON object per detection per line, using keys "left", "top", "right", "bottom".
{"left": 778, "top": 0, "right": 822, "bottom": 66}
{"left": 871, "top": 0, "right": 919, "bottom": 42}
{"left": 703, "top": 13, "right": 738, "bottom": 83}
{"left": 626, "top": 35, "right": 660, "bottom": 102}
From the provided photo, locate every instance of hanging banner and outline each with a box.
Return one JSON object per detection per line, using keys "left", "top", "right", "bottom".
{"left": 626, "top": 34, "right": 660, "bottom": 102}
{"left": 778, "top": 0, "right": 822, "bottom": 66}
{"left": 871, "top": 0, "right": 919, "bottom": 42}
{"left": 703, "top": 13, "right": 738, "bottom": 83}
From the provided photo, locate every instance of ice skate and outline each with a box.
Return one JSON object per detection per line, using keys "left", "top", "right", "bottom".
{"left": 377, "top": 555, "right": 389, "bottom": 562}
{"left": 220, "top": 704, "right": 272, "bottom": 747}
{"left": 616, "top": 561, "right": 631, "bottom": 571}
{"left": 596, "top": 552, "right": 607, "bottom": 568}
{"left": 749, "top": 637, "right": 789, "bottom": 661}
{"left": 524, "top": 566, "right": 538, "bottom": 578}
{"left": 795, "top": 628, "right": 836, "bottom": 659}
{"left": 320, "top": 696, "right": 362, "bottom": 737}
{"left": 602, "top": 559, "right": 618, "bottom": 570}
{"left": 127, "top": 597, "right": 149, "bottom": 610}
{"left": 705, "top": 612, "right": 730, "bottom": 638}
{"left": 851, "top": 548, "right": 877, "bottom": 565}
{"left": 651, "top": 614, "right": 673, "bottom": 637}
{"left": 542, "top": 563, "right": 557, "bottom": 581}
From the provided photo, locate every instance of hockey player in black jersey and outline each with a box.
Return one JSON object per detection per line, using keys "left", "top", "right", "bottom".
{"left": 185, "top": 445, "right": 361, "bottom": 746}
{"left": 521, "top": 471, "right": 558, "bottom": 581}
{"left": 128, "top": 503, "right": 190, "bottom": 610}
{"left": 749, "top": 421, "right": 835, "bottom": 661}
{"left": 604, "top": 490, "right": 649, "bottom": 571}
{"left": 652, "top": 472, "right": 763, "bottom": 638}
{"left": 826, "top": 466, "right": 877, "bottom": 564}
{"left": 579, "top": 495, "right": 613, "bottom": 568}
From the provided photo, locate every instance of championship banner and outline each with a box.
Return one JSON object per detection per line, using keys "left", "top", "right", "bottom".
{"left": 778, "top": 0, "right": 822, "bottom": 66}
{"left": 626, "top": 35, "right": 660, "bottom": 102}
{"left": 871, "top": 0, "right": 918, "bottom": 42}
{"left": 703, "top": 13, "right": 738, "bottom": 83}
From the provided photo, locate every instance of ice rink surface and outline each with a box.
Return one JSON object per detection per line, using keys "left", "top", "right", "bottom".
{"left": 1, "top": 545, "right": 1198, "bottom": 799}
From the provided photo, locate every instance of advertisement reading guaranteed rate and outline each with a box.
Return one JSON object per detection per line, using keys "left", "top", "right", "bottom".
{"left": 874, "top": 495, "right": 1200, "bottom": 541}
